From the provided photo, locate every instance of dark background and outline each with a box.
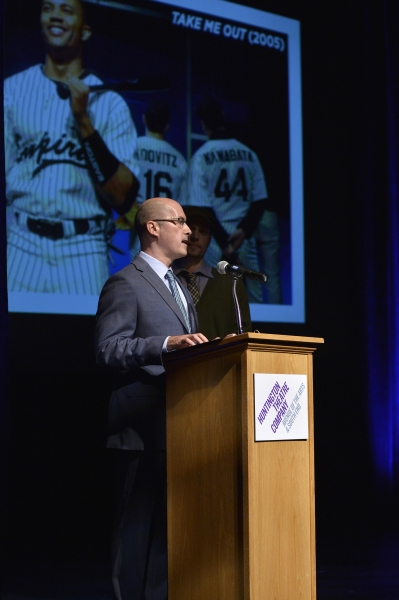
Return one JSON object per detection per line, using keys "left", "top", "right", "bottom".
{"left": 1, "top": 0, "right": 398, "bottom": 593}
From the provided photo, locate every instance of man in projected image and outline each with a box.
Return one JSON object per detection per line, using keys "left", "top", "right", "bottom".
{"left": 187, "top": 96, "right": 282, "bottom": 304}
{"left": 95, "top": 197, "right": 208, "bottom": 600}
{"left": 4, "top": 0, "right": 139, "bottom": 295}
{"left": 173, "top": 206, "right": 251, "bottom": 339}
{"left": 116, "top": 99, "right": 189, "bottom": 259}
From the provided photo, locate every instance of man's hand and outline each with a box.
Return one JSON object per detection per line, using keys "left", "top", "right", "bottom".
{"left": 223, "top": 228, "right": 246, "bottom": 257}
{"left": 67, "top": 75, "right": 136, "bottom": 213}
{"left": 167, "top": 333, "right": 208, "bottom": 351}
{"left": 67, "top": 75, "right": 94, "bottom": 138}
{"left": 227, "top": 227, "right": 246, "bottom": 249}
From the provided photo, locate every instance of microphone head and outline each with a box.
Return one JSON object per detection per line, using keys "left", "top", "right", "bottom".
{"left": 216, "top": 261, "right": 229, "bottom": 275}
{"left": 56, "top": 81, "right": 71, "bottom": 100}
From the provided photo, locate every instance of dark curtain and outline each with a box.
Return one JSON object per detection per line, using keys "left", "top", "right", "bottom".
{"left": 355, "top": 0, "right": 399, "bottom": 498}
{"left": 0, "top": 0, "right": 10, "bottom": 548}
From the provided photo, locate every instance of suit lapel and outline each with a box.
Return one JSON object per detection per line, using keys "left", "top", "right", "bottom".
{"left": 132, "top": 256, "right": 194, "bottom": 333}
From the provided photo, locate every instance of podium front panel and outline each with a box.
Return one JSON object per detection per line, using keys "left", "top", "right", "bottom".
{"left": 166, "top": 349, "right": 245, "bottom": 599}
{"left": 165, "top": 334, "right": 321, "bottom": 600}
{"left": 242, "top": 348, "right": 316, "bottom": 599}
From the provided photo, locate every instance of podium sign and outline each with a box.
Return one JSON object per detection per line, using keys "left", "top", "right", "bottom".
{"left": 254, "top": 373, "right": 308, "bottom": 441}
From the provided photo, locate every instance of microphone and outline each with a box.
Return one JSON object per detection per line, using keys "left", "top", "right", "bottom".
{"left": 55, "top": 76, "right": 171, "bottom": 100}
{"left": 217, "top": 261, "right": 267, "bottom": 283}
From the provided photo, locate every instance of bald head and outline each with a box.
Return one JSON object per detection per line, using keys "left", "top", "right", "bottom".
{"left": 135, "top": 197, "right": 180, "bottom": 236}
{"left": 135, "top": 197, "right": 191, "bottom": 265}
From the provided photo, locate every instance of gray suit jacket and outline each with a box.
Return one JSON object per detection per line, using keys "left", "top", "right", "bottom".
{"left": 94, "top": 255, "right": 198, "bottom": 451}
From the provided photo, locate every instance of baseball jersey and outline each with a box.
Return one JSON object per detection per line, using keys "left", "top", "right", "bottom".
{"left": 4, "top": 64, "right": 140, "bottom": 220}
{"left": 187, "top": 137, "right": 267, "bottom": 234}
{"left": 134, "top": 136, "right": 188, "bottom": 204}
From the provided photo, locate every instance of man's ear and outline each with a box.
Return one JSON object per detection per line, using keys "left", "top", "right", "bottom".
{"left": 146, "top": 221, "right": 159, "bottom": 237}
{"left": 82, "top": 24, "right": 92, "bottom": 42}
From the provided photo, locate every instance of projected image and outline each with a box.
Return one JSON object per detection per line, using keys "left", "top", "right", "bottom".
{"left": 4, "top": 0, "right": 304, "bottom": 322}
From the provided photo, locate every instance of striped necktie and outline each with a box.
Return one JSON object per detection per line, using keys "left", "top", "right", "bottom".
{"left": 181, "top": 271, "right": 201, "bottom": 306}
{"left": 165, "top": 269, "right": 192, "bottom": 333}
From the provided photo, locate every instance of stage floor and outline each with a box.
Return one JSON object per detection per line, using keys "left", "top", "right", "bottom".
{"left": 3, "top": 535, "right": 399, "bottom": 600}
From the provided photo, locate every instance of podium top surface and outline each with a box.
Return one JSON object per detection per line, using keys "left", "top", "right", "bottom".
{"left": 163, "top": 332, "right": 324, "bottom": 368}
{"left": 240, "top": 332, "right": 324, "bottom": 344}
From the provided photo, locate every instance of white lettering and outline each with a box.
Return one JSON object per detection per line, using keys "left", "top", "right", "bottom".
{"left": 171, "top": 11, "right": 203, "bottom": 30}
{"left": 203, "top": 19, "right": 222, "bottom": 35}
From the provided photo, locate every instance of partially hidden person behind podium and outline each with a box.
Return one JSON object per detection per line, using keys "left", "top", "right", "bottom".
{"left": 94, "top": 197, "right": 208, "bottom": 600}
{"left": 174, "top": 206, "right": 252, "bottom": 340}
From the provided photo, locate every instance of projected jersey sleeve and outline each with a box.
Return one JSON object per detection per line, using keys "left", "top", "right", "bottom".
{"left": 4, "top": 91, "right": 17, "bottom": 179}
{"left": 95, "top": 91, "right": 140, "bottom": 180}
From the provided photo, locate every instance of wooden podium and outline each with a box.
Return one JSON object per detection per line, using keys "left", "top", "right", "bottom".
{"left": 164, "top": 332, "right": 323, "bottom": 600}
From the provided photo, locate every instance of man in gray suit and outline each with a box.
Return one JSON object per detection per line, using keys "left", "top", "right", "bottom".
{"left": 95, "top": 197, "right": 208, "bottom": 600}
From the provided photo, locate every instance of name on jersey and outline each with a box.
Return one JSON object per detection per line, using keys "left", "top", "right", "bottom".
{"left": 15, "top": 131, "right": 86, "bottom": 177}
{"left": 203, "top": 149, "right": 254, "bottom": 166}
{"left": 134, "top": 148, "right": 178, "bottom": 167}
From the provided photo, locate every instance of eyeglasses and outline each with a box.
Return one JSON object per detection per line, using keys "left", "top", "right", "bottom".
{"left": 152, "top": 217, "right": 187, "bottom": 228}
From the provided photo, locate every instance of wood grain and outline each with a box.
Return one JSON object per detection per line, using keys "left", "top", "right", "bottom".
{"left": 165, "top": 334, "right": 322, "bottom": 600}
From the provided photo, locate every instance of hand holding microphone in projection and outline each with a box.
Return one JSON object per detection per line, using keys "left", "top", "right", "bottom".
{"left": 55, "top": 75, "right": 171, "bottom": 100}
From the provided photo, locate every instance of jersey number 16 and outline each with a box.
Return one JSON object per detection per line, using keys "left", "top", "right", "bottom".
{"left": 144, "top": 169, "right": 173, "bottom": 199}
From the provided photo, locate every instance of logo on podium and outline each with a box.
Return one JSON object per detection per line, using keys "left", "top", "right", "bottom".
{"left": 254, "top": 374, "right": 308, "bottom": 441}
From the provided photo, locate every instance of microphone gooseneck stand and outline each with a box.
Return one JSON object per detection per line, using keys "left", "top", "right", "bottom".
{"left": 216, "top": 259, "right": 267, "bottom": 335}
{"left": 232, "top": 275, "right": 244, "bottom": 335}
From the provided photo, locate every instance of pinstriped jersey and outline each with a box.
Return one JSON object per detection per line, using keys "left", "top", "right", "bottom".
{"left": 134, "top": 136, "right": 188, "bottom": 205}
{"left": 187, "top": 137, "right": 267, "bottom": 233}
{"left": 4, "top": 65, "right": 139, "bottom": 220}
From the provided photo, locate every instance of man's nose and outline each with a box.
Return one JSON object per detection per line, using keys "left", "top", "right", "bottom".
{"left": 49, "top": 8, "right": 63, "bottom": 20}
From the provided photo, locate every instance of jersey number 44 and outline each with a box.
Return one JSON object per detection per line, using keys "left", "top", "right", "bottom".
{"left": 214, "top": 167, "right": 248, "bottom": 202}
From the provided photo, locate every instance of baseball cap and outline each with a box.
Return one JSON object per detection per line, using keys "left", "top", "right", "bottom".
{"left": 183, "top": 206, "right": 215, "bottom": 230}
